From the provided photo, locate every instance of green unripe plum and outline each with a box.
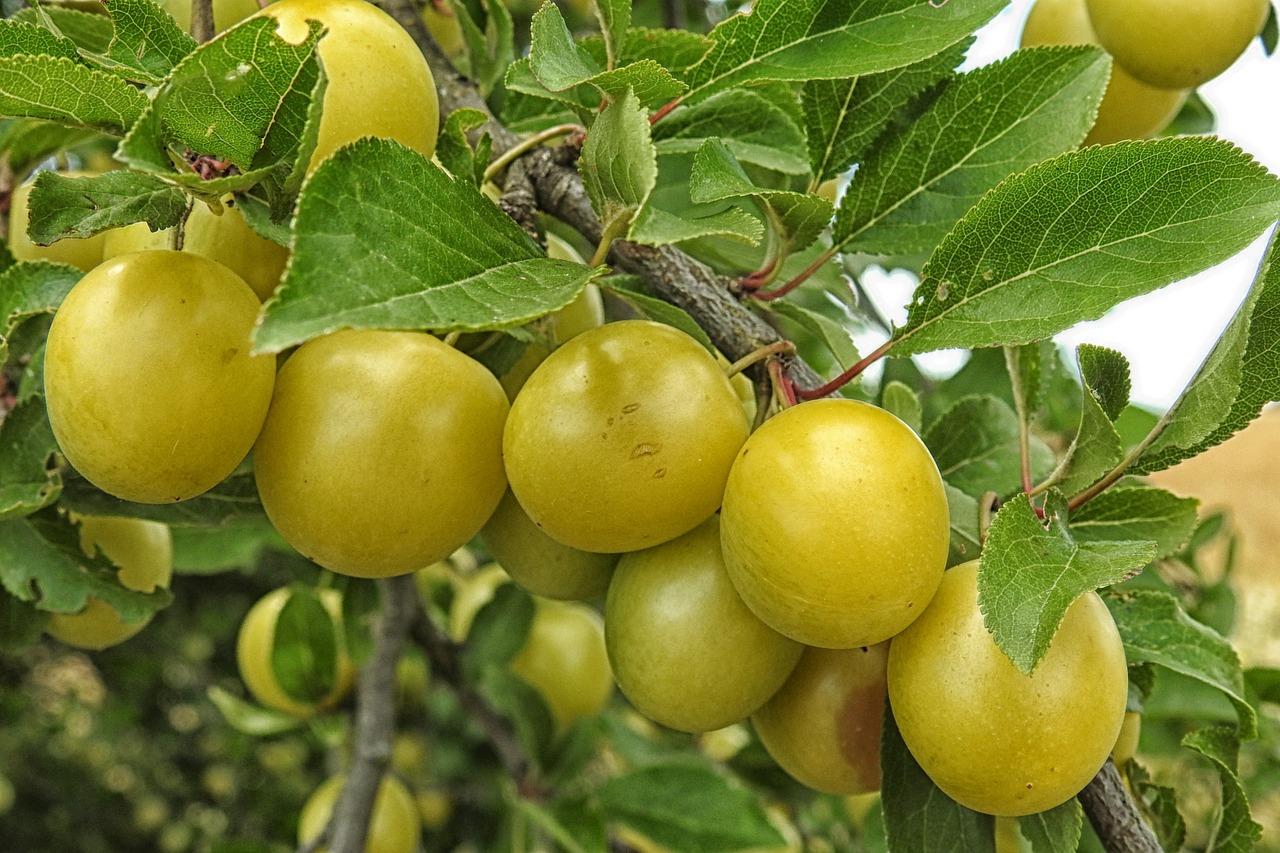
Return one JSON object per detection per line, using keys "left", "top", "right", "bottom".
{"left": 886, "top": 561, "right": 1128, "bottom": 816}
{"left": 447, "top": 563, "right": 508, "bottom": 642}
{"left": 102, "top": 202, "right": 289, "bottom": 301}
{"left": 45, "top": 515, "right": 173, "bottom": 650}
{"left": 298, "top": 774, "right": 420, "bottom": 853}
{"left": 1112, "top": 711, "right": 1141, "bottom": 767}
{"left": 752, "top": 643, "right": 888, "bottom": 795}
{"left": 8, "top": 173, "right": 107, "bottom": 272}
{"left": 257, "top": 0, "right": 439, "bottom": 173}
{"left": 721, "top": 399, "right": 948, "bottom": 648}
{"left": 481, "top": 490, "right": 618, "bottom": 600}
{"left": 504, "top": 320, "right": 750, "bottom": 553}
{"left": 1085, "top": 0, "right": 1268, "bottom": 89}
{"left": 45, "top": 250, "right": 275, "bottom": 503}
{"left": 1021, "top": 0, "right": 1187, "bottom": 145}
{"left": 236, "top": 587, "right": 355, "bottom": 717}
{"left": 605, "top": 517, "right": 802, "bottom": 733}
{"left": 510, "top": 598, "right": 614, "bottom": 731}
{"left": 253, "top": 330, "right": 508, "bottom": 578}
{"left": 161, "top": 0, "right": 263, "bottom": 33}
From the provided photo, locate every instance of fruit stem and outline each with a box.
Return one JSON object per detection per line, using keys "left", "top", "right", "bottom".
{"left": 442, "top": 331, "right": 462, "bottom": 347}
{"left": 723, "top": 340, "right": 795, "bottom": 378}
{"left": 172, "top": 196, "right": 194, "bottom": 252}
{"left": 588, "top": 215, "right": 628, "bottom": 268}
{"left": 978, "top": 491, "right": 999, "bottom": 544}
{"left": 649, "top": 96, "right": 683, "bottom": 126}
{"left": 1066, "top": 404, "right": 1174, "bottom": 512}
{"left": 767, "top": 357, "right": 798, "bottom": 409}
{"left": 190, "top": 0, "right": 214, "bottom": 42}
{"left": 483, "top": 124, "right": 584, "bottom": 186}
{"left": 793, "top": 338, "right": 896, "bottom": 401}
{"left": 751, "top": 243, "right": 839, "bottom": 302}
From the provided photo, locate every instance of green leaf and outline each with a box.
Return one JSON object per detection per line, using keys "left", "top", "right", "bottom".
{"left": 337, "top": 577, "right": 379, "bottom": 669}
{"left": 1070, "top": 486, "right": 1199, "bottom": 560}
{"left": 207, "top": 685, "right": 304, "bottom": 736}
{"left": 593, "top": 0, "right": 630, "bottom": 71}
{"left": 1124, "top": 760, "right": 1186, "bottom": 851}
{"left": 766, "top": 300, "right": 859, "bottom": 371}
{"left": 1181, "top": 726, "right": 1262, "bottom": 852}
{"left": 881, "top": 708, "right": 995, "bottom": 853}
{"left": 0, "top": 54, "right": 147, "bottom": 135}
{"left": 1018, "top": 799, "right": 1082, "bottom": 853}
{"left": 478, "top": 665, "right": 556, "bottom": 767}
{"left": 10, "top": 6, "right": 114, "bottom": 54}
{"left": 26, "top": 170, "right": 189, "bottom": 243}
{"left": 1080, "top": 343, "right": 1131, "bottom": 421}
{"left": 834, "top": 46, "right": 1108, "bottom": 259}
{"left": 923, "top": 395, "right": 1055, "bottom": 499}
{"left": 653, "top": 89, "right": 809, "bottom": 175}
{"left": 615, "top": 27, "right": 710, "bottom": 84}
{"left": 435, "top": 107, "right": 493, "bottom": 187}
{"left": 980, "top": 493, "right": 1155, "bottom": 674}
{"left": 1164, "top": 91, "right": 1216, "bottom": 137}
{"left": 0, "top": 260, "right": 80, "bottom": 367}
{"left": 529, "top": 2, "right": 600, "bottom": 91}
{"left": 1051, "top": 345, "right": 1126, "bottom": 496}
{"left": 602, "top": 278, "right": 715, "bottom": 353}
{"left": 1135, "top": 226, "right": 1280, "bottom": 475}
{"left": 1106, "top": 590, "right": 1256, "bottom": 738}
{"left": 803, "top": 40, "right": 966, "bottom": 183}
{"left": 690, "top": 139, "right": 832, "bottom": 255}
{"left": 116, "top": 16, "right": 323, "bottom": 186}
{"left": 0, "top": 511, "right": 170, "bottom": 623}
{"left": 0, "top": 118, "right": 105, "bottom": 177}
{"left": 892, "top": 137, "right": 1280, "bottom": 356}
{"left": 170, "top": 515, "right": 285, "bottom": 574}
{"left": 0, "top": 396, "right": 62, "bottom": 521}
{"left": 462, "top": 582, "right": 535, "bottom": 679}
{"left": 0, "top": 18, "right": 80, "bottom": 61}
{"left": 1004, "top": 344, "right": 1042, "bottom": 433}
{"left": 880, "top": 380, "right": 922, "bottom": 435}
{"left": 455, "top": 0, "right": 515, "bottom": 98}
{"left": 256, "top": 139, "right": 602, "bottom": 351}
{"left": 598, "top": 762, "right": 785, "bottom": 853}
{"left": 58, "top": 471, "right": 264, "bottom": 527}
{"left": 681, "top": 0, "right": 1006, "bottom": 105}
{"left": 630, "top": 201, "right": 763, "bottom": 247}
{"left": 580, "top": 89, "right": 657, "bottom": 241}
{"left": 0, "top": 590, "right": 48, "bottom": 652}
{"left": 94, "top": 0, "right": 197, "bottom": 85}
{"left": 271, "top": 586, "right": 339, "bottom": 704}
{"left": 945, "top": 483, "right": 982, "bottom": 568}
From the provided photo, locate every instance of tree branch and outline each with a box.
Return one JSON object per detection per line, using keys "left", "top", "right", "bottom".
{"left": 1078, "top": 760, "right": 1164, "bottom": 853}
{"left": 371, "top": 0, "right": 824, "bottom": 394}
{"left": 190, "top": 0, "right": 215, "bottom": 43}
{"left": 409, "top": 608, "right": 533, "bottom": 791}
{"left": 300, "top": 574, "right": 419, "bottom": 853}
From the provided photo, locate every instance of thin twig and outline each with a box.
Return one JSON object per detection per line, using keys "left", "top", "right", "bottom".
{"left": 1078, "top": 760, "right": 1164, "bottom": 853}
{"left": 190, "top": 0, "right": 215, "bottom": 42}
{"left": 301, "top": 575, "right": 418, "bottom": 853}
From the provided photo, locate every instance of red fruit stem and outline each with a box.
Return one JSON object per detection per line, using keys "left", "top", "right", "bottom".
{"left": 793, "top": 338, "right": 896, "bottom": 401}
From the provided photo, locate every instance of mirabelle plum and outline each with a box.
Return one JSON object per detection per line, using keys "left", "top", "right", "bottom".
{"left": 1021, "top": 0, "right": 1187, "bottom": 145}
{"left": 605, "top": 517, "right": 802, "bottom": 733}
{"left": 752, "top": 644, "right": 888, "bottom": 795}
{"left": 253, "top": 330, "right": 508, "bottom": 578}
{"left": 236, "top": 587, "right": 355, "bottom": 717}
{"left": 256, "top": 0, "right": 439, "bottom": 172}
{"left": 45, "top": 515, "right": 173, "bottom": 650}
{"left": 1085, "top": 0, "right": 1268, "bottom": 89}
{"left": 886, "top": 561, "right": 1128, "bottom": 816}
{"left": 44, "top": 250, "right": 275, "bottom": 503}
{"left": 721, "top": 399, "right": 948, "bottom": 648}
{"left": 504, "top": 320, "right": 749, "bottom": 553}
